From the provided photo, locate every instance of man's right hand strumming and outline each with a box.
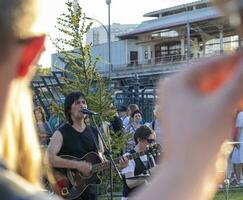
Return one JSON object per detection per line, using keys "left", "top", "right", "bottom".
{"left": 75, "top": 161, "right": 92, "bottom": 176}
{"left": 47, "top": 131, "right": 92, "bottom": 177}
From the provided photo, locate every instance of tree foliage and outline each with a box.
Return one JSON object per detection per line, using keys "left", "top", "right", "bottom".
{"left": 34, "top": 67, "right": 51, "bottom": 77}
{"left": 52, "top": 0, "right": 129, "bottom": 155}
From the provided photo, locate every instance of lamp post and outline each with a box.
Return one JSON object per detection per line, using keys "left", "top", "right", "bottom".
{"left": 85, "top": 16, "right": 112, "bottom": 78}
{"left": 106, "top": 0, "right": 112, "bottom": 78}
{"left": 85, "top": 17, "right": 109, "bottom": 36}
{"left": 85, "top": 1, "right": 112, "bottom": 78}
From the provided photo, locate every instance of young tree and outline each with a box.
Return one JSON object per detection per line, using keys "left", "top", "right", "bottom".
{"left": 52, "top": 0, "right": 129, "bottom": 159}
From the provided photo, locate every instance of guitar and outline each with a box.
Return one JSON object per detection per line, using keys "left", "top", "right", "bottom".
{"left": 48, "top": 143, "right": 160, "bottom": 200}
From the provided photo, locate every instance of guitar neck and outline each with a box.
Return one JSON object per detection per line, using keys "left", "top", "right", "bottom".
{"left": 92, "top": 150, "right": 148, "bottom": 173}
{"left": 126, "top": 151, "right": 147, "bottom": 160}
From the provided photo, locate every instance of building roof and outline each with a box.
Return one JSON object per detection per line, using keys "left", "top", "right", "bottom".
{"left": 144, "top": 0, "right": 209, "bottom": 18}
{"left": 118, "top": 6, "right": 222, "bottom": 39}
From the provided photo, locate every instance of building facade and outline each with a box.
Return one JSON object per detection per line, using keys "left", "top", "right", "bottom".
{"left": 86, "top": 23, "right": 138, "bottom": 45}
{"left": 86, "top": 0, "right": 240, "bottom": 79}
{"left": 46, "top": 0, "right": 243, "bottom": 121}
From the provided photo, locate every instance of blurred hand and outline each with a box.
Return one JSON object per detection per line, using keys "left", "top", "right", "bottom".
{"left": 136, "top": 54, "right": 243, "bottom": 200}
{"left": 234, "top": 143, "right": 240, "bottom": 149}
{"left": 159, "top": 54, "right": 243, "bottom": 162}
{"left": 157, "top": 54, "right": 243, "bottom": 198}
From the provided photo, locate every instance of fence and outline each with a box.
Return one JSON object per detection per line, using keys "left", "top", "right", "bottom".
{"left": 32, "top": 71, "right": 158, "bottom": 122}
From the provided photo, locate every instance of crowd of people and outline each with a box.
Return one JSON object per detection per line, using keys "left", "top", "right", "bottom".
{"left": 2, "top": 0, "right": 243, "bottom": 200}
{"left": 116, "top": 103, "right": 162, "bottom": 149}
{"left": 41, "top": 99, "right": 243, "bottom": 197}
{"left": 32, "top": 101, "right": 161, "bottom": 199}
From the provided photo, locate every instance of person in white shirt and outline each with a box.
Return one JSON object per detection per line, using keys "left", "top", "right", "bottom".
{"left": 231, "top": 110, "right": 243, "bottom": 184}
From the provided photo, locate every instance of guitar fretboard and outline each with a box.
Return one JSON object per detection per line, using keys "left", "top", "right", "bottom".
{"left": 92, "top": 150, "right": 148, "bottom": 173}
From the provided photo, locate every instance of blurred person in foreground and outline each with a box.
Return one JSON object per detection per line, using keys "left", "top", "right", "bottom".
{"left": 0, "top": 0, "right": 59, "bottom": 199}
{"left": 133, "top": 0, "right": 243, "bottom": 196}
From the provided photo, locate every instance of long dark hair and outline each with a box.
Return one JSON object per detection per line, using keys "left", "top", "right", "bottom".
{"left": 64, "top": 92, "right": 86, "bottom": 125}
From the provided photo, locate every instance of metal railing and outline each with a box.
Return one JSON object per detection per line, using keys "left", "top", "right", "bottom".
{"left": 97, "top": 51, "right": 222, "bottom": 77}
{"left": 31, "top": 71, "right": 65, "bottom": 117}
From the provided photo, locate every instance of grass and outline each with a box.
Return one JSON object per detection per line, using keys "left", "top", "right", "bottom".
{"left": 97, "top": 183, "right": 243, "bottom": 200}
{"left": 213, "top": 188, "right": 243, "bottom": 200}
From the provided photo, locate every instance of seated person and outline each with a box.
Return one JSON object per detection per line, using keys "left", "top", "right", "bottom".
{"left": 121, "top": 125, "right": 156, "bottom": 200}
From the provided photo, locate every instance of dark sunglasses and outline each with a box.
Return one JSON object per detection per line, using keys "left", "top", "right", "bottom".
{"left": 146, "top": 138, "right": 155, "bottom": 144}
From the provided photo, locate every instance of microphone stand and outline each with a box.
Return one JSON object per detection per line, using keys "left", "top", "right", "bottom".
{"left": 91, "top": 115, "right": 122, "bottom": 200}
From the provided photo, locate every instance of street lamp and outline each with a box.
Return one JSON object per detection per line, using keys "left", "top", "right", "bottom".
{"left": 85, "top": 17, "right": 109, "bottom": 36}
{"left": 85, "top": 16, "right": 112, "bottom": 78}
{"left": 72, "top": 0, "right": 112, "bottom": 77}
{"left": 85, "top": 16, "right": 111, "bottom": 77}
{"left": 72, "top": 0, "right": 78, "bottom": 13}
{"left": 106, "top": 0, "right": 112, "bottom": 78}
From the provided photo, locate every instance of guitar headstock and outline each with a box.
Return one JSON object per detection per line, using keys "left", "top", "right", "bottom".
{"left": 145, "top": 143, "right": 161, "bottom": 157}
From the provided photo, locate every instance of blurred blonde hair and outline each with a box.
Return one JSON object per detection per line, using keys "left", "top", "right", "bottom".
{"left": 0, "top": 77, "right": 41, "bottom": 187}
{"left": 0, "top": 0, "right": 50, "bottom": 63}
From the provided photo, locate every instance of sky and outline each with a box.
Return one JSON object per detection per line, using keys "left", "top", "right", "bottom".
{"left": 38, "top": 0, "right": 196, "bottom": 66}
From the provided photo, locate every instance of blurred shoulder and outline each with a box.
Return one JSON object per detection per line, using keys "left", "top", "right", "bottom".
{"left": 0, "top": 168, "right": 61, "bottom": 200}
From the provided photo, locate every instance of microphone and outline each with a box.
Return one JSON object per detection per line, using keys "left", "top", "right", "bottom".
{"left": 80, "top": 108, "right": 98, "bottom": 115}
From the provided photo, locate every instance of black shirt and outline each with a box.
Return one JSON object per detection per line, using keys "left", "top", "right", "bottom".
{"left": 58, "top": 123, "right": 99, "bottom": 158}
{"left": 57, "top": 123, "right": 99, "bottom": 200}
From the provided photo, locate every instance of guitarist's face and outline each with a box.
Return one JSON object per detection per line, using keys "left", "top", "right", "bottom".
{"left": 139, "top": 133, "right": 156, "bottom": 150}
{"left": 70, "top": 97, "right": 87, "bottom": 120}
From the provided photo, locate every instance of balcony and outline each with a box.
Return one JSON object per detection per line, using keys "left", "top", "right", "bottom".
{"left": 100, "top": 52, "right": 222, "bottom": 79}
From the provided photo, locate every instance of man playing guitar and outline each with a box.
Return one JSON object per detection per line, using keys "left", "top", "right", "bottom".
{"left": 121, "top": 125, "right": 158, "bottom": 200}
{"left": 47, "top": 92, "right": 128, "bottom": 200}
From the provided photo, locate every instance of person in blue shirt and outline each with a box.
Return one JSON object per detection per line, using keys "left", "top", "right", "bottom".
{"left": 48, "top": 106, "right": 61, "bottom": 132}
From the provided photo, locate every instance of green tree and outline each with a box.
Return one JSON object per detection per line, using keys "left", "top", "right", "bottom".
{"left": 52, "top": 0, "right": 129, "bottom": 159}
{"left": 34, "top": 66, "right": 51, "bottom": 77}
{"left": 52, "top": 2, "right": 131, "bottom": 193}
